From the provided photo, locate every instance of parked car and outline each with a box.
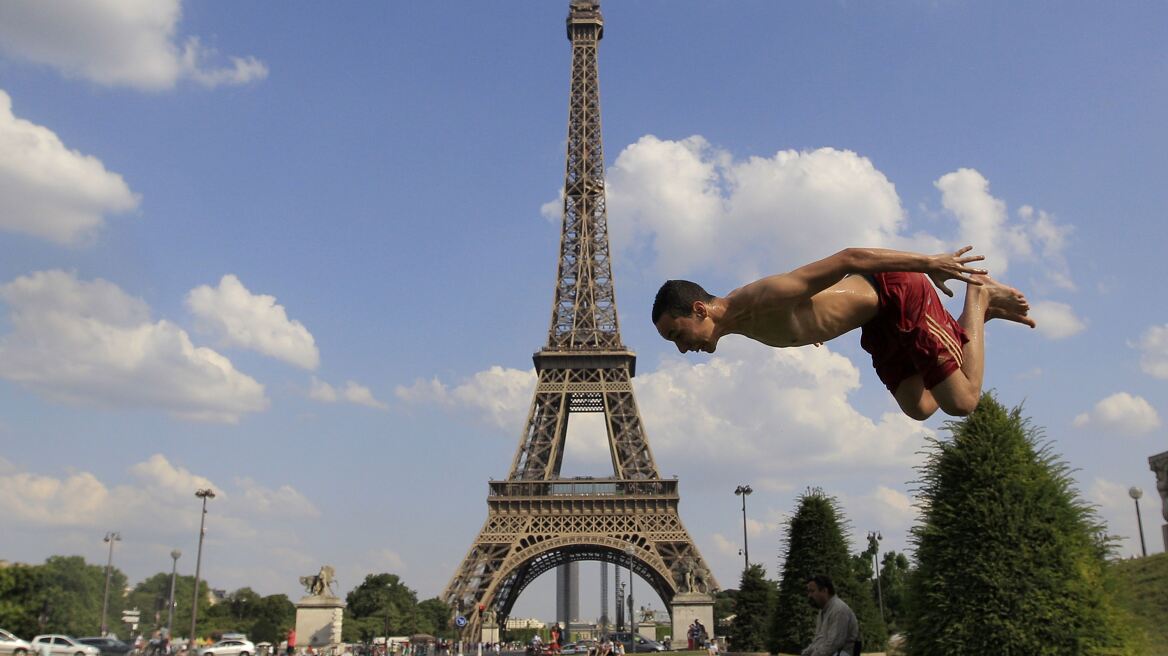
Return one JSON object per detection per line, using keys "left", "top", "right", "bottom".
{"left": 603, "top": 634, "right": 665, "bottom": 653}
{"left": 30, "top": 636, "right": 101, "bottom": 656}
{"left": 0, "top": 630, "right": 33, "bottom": 656}
{"left": 200, "top": 639, "right": 255, "bottom": 656}
{"left": 77, "top": 638, "right": 130, "bottom": 656}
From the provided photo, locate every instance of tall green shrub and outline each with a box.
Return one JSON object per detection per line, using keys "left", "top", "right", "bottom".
{"left": 729, "top": 564, "right": 772, "bottom": 651}
{"left": 770, "top": 489, "right": 886, "bottom": 653}
{"left": 906, "top": 393, "right": 1132, "bottom": 655}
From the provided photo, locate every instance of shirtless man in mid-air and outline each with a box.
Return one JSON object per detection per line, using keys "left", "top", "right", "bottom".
{"left": 651, "top": 246, "right": 1035, "bottom": 419}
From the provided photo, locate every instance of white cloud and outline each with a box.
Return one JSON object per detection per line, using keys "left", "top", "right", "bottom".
{"left": 1072, "top": 392, "right": 1161, "bottom": 436}
{"left": 605, "top": 137, "right": 913, "bottom": 279}
{"left": 405, "top": 341, "right": 931, "bottom": 474}
{"left": 711, "top": 533, "right": 740, "bottom": 558}
{"left": 237, "top": 477, "right": 321, "bottom": 518}
{"left": 0, "top": 0, "right": 267, "bottom": 90}
{"left": 395, "top": 366, "right": 536, "bottom": 431}
{"left": 0, "top": 89, "right": 139, "bottom": 245}
{"left": 633, "top": 341, "right": 931, "bottom": 471}
{"left": 935, "top": 169, "right": 1029, "bottom": 275}
{"left": 310, "top": 377, "right": 388, "bottom": 410}
{"left": 187, "top": 274, "right": 320, "bottom": 370}
{"left": 0, "top": 454, "right": 322, "bottom": 594}
{"left": 0, "top": 270, "right": 267, "bottom": 423}
{"left": 1029, "top": 301, "right": 1086, "bottom": 340}
{"left": 0, "top": 454, "right": 316, "bottom": 529}
{"left": 599, "top": 136, "right": 1072, "bottom": 290}
{"left": 1133, "top": 324, "right": 1168, "bottom": 379}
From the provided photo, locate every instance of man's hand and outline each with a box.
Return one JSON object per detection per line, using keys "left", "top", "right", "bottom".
{"left": 927, "top": 245, "right": 988, "bottom": 297}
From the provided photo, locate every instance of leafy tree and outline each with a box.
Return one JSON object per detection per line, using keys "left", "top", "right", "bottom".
{"left": 876, "top": 551, "right": 911, "bottom": 635}
{"left": 415, "top": 598, "right": 451, "bottom": 637}
{"left": 247, "top": 595, "right": 295, "bottom": 643}
{"left": 728, "top": 564, "right": 772, "bottom": 651}
{"left": 769, "top": 489, "right": 886, "bottom": 654}
{"left": 0, "top": 563, "right": 47, "bottom": 637}
{"left": 36, "top": 556, "right": 128, "bottom": 636}
{"left": 712, "top": 589, "right": 737, "bottom": 637}
{"left": 344, "top": 574, "right": 423, "bottom": 640}
{"left": 127, "top": 573, "right": 210, "bottom": 641}
{"left": 906, "top": 393, "right": 1133, "bottom": 655}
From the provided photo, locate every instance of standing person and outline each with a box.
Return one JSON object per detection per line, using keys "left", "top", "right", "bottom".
{"left": 652, "top": 246, "right": 1034, "bottom": 420}
{"left": 286, "top": 629, "right": 297, "bottom": 656}
{"left": 800, "top": 575, "right": 859, "bottom": 656}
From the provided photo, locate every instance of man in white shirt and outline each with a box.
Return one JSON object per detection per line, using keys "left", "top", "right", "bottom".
{"left": 801, "top": 575, "right": 859, "bottom": 656}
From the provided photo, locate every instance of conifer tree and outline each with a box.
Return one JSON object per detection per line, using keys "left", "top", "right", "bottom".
{"left": 729, "top": 564, "right": 772, "bottom": 651}
{"left": 769, "top": 489, "right": 886, "bottom": 653}
{"left": 906, "top": 393, "right": 1132, "bottom": 655}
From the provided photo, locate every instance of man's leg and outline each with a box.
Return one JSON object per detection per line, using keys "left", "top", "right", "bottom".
{"left": 930, "top": 275, "right": 1032, "bottom": 416}
{"left": 892, "top": 375, "right": 938, "bottom": 421}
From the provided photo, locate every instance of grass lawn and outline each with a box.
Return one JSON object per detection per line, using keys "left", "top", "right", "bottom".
{"left": 1109, "top": 550, "right": 1168, "bottom": 655}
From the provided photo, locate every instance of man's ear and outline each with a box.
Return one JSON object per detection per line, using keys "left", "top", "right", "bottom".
{"left": 691, "top": 300, "right": 707, "bottom": 319}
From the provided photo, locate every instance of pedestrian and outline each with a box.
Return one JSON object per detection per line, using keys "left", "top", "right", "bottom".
{"left": 800, "top": 575, "right": 859, "bottom": 656}
{"left": 286, "top": 629, "right": 297, "bottom": 656}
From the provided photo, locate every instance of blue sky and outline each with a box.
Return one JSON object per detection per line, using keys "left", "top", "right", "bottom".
{"left": 0, "top": 0, "right": 1165, "bottom": 626}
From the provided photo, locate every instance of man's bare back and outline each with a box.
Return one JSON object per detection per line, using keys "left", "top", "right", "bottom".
{"left": 651, "top": 246, "right": 1035, "bottom": 419}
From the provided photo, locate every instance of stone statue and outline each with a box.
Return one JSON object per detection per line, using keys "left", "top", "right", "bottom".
{"left": 692, "top": 564, "right": 713, "bottom": 594}
{"left": 300, "top": 565, "right": 337, "bottom": 597}
{"left": 1152, "top": 451, "right": 1168, "bottom": 522}
{"left": 481, "top": 609, "right": 496, "bottom": 626}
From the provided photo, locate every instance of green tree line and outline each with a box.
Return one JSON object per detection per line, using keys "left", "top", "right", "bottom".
{"left": 0, "top": 561, "right": 446, "bottom": 646}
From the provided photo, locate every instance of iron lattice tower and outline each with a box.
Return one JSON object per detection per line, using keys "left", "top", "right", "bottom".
{"left": 443, "top": 1, "right": 716, "bottom": 640}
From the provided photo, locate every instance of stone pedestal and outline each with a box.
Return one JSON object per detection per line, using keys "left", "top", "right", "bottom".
{"left": 480, "top": 626, "right": 499, "bottom": 645}
{"left": 295, "top": 596, "right": 345, "bottom": 648}
{"left": 670, "top": 593, "right": 713, "bottom": 648}
{"left": 636, "top": 621, "right": 655, "bottom": 642}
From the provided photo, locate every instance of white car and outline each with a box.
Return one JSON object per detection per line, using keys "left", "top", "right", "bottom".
{"left": 30, "top": 636, "right": 100, "bottom": 656}
{"left": 200, "top": 640, "right": 255, "bottom": 656}
{"left": 0, "top": 630, "right": 33, "bottom": 656}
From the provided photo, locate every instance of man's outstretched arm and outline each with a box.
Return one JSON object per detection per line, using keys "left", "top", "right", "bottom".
{"left": 738, "top": 246, "right": 988, "bottom": 306}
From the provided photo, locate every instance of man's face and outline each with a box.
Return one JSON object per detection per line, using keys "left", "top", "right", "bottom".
{"left": 805, "top": 581, "right": 829, "bottom": 609}
{"left": 655, "top": 303, "right": 718, "bottom": 354}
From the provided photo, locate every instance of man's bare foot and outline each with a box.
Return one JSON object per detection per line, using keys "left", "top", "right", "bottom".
{"left": 978, "top": 275, "right": 1036, "bottom": 328}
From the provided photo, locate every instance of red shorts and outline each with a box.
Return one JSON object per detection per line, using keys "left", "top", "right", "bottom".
{"left": 859, "top": 272, "right": 969, "bottom": 392}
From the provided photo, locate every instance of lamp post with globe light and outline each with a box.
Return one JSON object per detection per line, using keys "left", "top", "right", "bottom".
{"left": 867, "top": 531, "right": 884, "bottom": 622}
{"left": 100, "top": 532, "right": 121, "bottom": 636}
{"left": 167, "top": 550, "right": 181, "bottom": 638}
{"left": 1130, "top": 486, "right": 1147, "bottom": 557}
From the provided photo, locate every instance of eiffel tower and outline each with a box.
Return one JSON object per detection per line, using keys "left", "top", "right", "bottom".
{"left": 443, "top": 1, "right": 717, "bottom": 642}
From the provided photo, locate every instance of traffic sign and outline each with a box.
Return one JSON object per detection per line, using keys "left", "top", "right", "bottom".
{"left": 455, "top": 616, "right": 467, "bottom": 628}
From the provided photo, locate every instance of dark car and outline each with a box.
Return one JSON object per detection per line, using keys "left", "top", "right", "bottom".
{"left": 603, "top": 634, "right": 665, "bottom": 653}
{"left": 77, "top": 638, "right": 131, "bottom": 656}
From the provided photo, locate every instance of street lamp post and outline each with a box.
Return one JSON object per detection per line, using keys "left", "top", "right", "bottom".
{"left": 867, "top": 531, "right": 884, "bottom": 623}
{"left": 616, "top": 582, "right": 625, "bottom": 633}
{"left": 1129, "top": 487, "right": 1147, "bottom": 557}
{"left": 190, "top": 488, "right": 216, "bottom": 647}
{"left": 734, "top": 485, "right": 752, "bottom": 570}
{"left": 167, "top": 550, "right": 182, "bottom": 638}
{"left": 625, "top": 545, "right": 635, "bottom": 654}
{"left": 100, "top": 532, "right": 122, "bottom": 636}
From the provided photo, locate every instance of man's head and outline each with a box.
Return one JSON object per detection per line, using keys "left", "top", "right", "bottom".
{"left": 804, "top": 574, "right": 835, "bottom": 609}
{"left": 652, "top": 280, "right": 719, "bottom": 354}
